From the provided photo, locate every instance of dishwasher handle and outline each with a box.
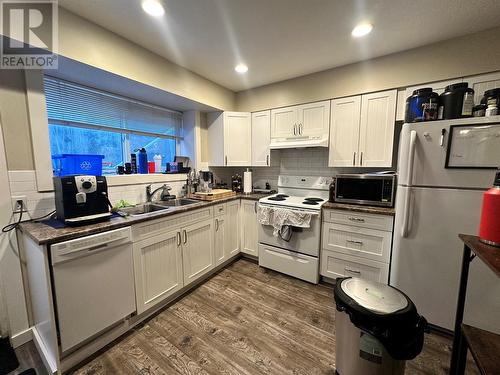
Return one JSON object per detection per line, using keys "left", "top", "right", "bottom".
{"left": 51, "top": 227, "right": 132, "bottom": 265}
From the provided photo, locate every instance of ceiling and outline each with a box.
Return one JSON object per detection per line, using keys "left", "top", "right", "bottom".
{"left": 59, "top": 0, "right": 500, "bottom": 92}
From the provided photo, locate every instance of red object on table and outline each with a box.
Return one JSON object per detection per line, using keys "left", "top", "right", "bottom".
{"left": 148, "top": 161, "right": 155, "bottom": 173}
{"left": 479, "top": 170, "right": 500, "bottom": 247}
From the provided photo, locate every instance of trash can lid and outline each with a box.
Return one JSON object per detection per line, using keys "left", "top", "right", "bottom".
{"left": 340, "top": 278, "right": 408, "bottom": 314}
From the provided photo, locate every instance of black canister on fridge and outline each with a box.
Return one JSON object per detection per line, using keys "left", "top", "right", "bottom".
{"left": 438, "top": 83, "right": 474, "bottom": 119}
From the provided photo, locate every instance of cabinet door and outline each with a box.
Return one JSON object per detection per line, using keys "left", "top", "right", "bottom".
{"left": 133, "top": 229, "right": 183, "bottom": 314}
{"left": 224, "top": 112, "right": 251, "bottom": 166}
{"left": 358, "top": 90, "right": 397, "bottom": 167}
{"left": 182, "top": 218, "right": 214, "bottom": 285}
{"left": 297, "top": 100, "right": 330, "bottom": 136}
{"left": 225, "top": 200, "right": 240, "bottom": 256}
{"left": 214, "top": 216, "right": 226, "bottom": 265}
{"left": 251, "top": 111, "right": 271, "bottom": 166}
{"left": 240, "top": 200, "right": 259, "bottom": 256}
{"left": 467, "top": 72, "right": 500, "bottom": 106}
{"left": 271, "top": 106, "right": 297, "bottom": 138}
{"left": 329, "top": 96, "right": 361, "bottom": 167}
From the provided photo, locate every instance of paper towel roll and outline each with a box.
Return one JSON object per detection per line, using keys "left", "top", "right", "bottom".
{"left": 243, "top": 169, "right": 252, "bottom": 193}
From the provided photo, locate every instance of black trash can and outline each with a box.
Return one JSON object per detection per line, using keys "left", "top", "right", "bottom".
{"left": 333, "top": 277, "right": 427, "bottom": 375}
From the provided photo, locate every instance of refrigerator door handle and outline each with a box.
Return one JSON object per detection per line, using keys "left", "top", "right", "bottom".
{"left": 406, "top": 130, "right": 417, "bottom": 186}
{"left": 401, "top": 187, "right": 412, "bottom": 238}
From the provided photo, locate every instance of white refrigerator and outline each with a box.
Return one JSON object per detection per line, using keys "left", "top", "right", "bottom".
{"left": 390, "top": 117, "right": 500, "bottom": 333}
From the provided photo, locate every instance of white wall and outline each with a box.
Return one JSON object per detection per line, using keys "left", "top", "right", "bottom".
{"left": 0, "top": 120, "right": 29, "bottom": 342}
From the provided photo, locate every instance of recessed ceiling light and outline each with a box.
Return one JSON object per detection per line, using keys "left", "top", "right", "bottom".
{"left": 142, "top": 0, "right": 165, "bottom": 17}
{"left": 351, "top": 23, "right": 373, "bottom": 38}
{"left": 235, "top": 64, "right": 248, "bottom": 74}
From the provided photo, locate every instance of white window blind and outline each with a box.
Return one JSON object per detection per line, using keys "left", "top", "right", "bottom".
{"left": 43, "top": 76, "right": 183, "bottom": 139}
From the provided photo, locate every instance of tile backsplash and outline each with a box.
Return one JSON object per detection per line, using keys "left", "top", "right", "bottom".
{"left": 8, "top": 170, "right": 186, "bottom": 219}
{"left": 210, "top": 148, "right": 393, "bottom": 190}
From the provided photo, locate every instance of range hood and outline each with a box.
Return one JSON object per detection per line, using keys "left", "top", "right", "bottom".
{"left": 269, "top": 135, "right": 329, "bottom": 149}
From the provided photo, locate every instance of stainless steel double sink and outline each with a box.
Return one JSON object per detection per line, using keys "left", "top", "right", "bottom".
{"left": 119, "top": 198, "right": 200, "bottom": 216}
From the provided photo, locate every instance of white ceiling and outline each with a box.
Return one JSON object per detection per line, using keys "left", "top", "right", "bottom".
{"left": 60, "top": 0, "right": 500, "bottom": 92}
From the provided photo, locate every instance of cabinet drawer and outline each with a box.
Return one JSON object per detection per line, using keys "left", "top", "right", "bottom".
{"left": 214, "top": 204, "right": 225, "bottom": 217}
{"left": 320, "top": 249, "right": 389, "bottom": 283}
{"left": 323, "top": 209, "right": 393, "bottom": 231}
{"left": 322, "top": 223, "right": 391, "bottom": 263}
{"left": 259, "top": 244, "right": 319, "bottom": 284}
{"left": 132, "top": 207, "right": 213, "bottom": 242}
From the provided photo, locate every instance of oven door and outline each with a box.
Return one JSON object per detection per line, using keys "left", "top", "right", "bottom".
{"left": 258, "top": 207, "right": 321, "bottom": 257}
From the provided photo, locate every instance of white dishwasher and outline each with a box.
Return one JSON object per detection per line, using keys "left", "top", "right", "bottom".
{"left": 51, "top": 227, "right": 136, "bottom": 352}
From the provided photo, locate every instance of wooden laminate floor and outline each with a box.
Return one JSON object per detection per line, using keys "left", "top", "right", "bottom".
{"left": 73, "top": 259, "right": 479, "bottom": 375}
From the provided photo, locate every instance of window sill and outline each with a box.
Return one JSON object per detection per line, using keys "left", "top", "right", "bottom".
{"left": 105, "top": 173, "right": 187, "bottom": 187}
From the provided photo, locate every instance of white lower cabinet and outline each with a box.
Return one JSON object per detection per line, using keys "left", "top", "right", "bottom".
{"left": 240, "top": 200, "right": 259, "bottom": 256}
{"left": 133, "top": 229, "right": 183, "bottom": 314}
{"left": 182, "top": 218, "right": 215, "bottom": 285}
{"left": 225, "top": 200, "right": 240, "bottom": 256}
{"left": 320, "top": 209, "right": 394, "bottom": 283}
{"left": 320, "top": 249, "right": 389, "bottom": 283}
{"left": 214, "top": 215, "right": 226, "bottom": 265}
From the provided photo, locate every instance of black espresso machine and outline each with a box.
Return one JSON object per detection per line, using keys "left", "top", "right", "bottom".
{"left": 54, "top": 175, "right": 112, "bottom": 225}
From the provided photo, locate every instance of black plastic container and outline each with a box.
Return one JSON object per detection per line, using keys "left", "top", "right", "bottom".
{"left": 405, "top": 88, "right": 439, "bottom": 123}
{"left": 481, "top": 88, "right": 500, "bottom": 107}
{"left": 438, "top": 83, "right": 474, "bottom": 119}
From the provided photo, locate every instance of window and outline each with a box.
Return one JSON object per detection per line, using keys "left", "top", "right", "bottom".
{"left": 43, "top": 76, "right": 183, "bottom": 175}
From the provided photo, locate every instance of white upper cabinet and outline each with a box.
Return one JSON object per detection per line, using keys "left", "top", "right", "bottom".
{"left": 359, "top": 90, "right": 397, "bottom": 167}
{"left": 297, "top": 101, "right": 330, "bottom": 136}
{"left": 270, "top": 106, "right": 297, "bottom": 138}
{"left": 270, "top": 100, "right": 330, "bottom": 138}
{"left": 329, "top": 96, "right": 361, "bottom": 167}
{"left": 467, "top": 72, "right": 500, "bottom": 105}
{"left": 329, "top": 90, "right": 396, "bottom": 168}
{"left": 207, "top": 111, "right": 251, "bottom": 166}
{"left": 251, "top": 110, "right": 271, "bottom": 166}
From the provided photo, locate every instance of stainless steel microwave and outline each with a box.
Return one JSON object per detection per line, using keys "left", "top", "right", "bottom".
{"left": 334, "top": 174, "right": 396, "bottom": 207}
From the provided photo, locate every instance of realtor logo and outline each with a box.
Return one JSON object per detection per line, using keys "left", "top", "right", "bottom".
{"left": 1, "top": 0, "right": 58, "bottom": 69}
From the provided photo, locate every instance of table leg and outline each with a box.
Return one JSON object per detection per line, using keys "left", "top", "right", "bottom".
{"left": 449, "top": 244, "right": 472, "bottom": 375}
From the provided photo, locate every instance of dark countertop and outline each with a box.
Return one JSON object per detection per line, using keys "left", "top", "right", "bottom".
{"left": 19, "top": 193, "right": 269, "bottom": 246}
{"left": 459, "top": 234, "right": 500, "bottom": 277}
{"left": 322, "top": 202, "right": 396, "bottom": 216}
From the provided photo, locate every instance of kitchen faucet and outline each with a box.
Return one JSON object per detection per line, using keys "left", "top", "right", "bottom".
{"left": 146, "top": 184, "right": 172, "bottom": 202}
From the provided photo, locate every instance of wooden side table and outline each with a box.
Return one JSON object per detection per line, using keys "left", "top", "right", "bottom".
{"left": 449, "top": 234, "right": 500, "bottom": 375}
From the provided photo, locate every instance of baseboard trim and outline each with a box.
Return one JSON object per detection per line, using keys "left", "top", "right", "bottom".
{"left": 32, "top": 327, "right": 58, "bottom": 375}
{"left": 11, "top": 327, "right": 33, "bottom": 348}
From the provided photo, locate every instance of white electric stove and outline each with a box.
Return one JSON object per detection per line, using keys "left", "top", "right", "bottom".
{"left": 258, "top": 175, "right": 332, "bottom": 284}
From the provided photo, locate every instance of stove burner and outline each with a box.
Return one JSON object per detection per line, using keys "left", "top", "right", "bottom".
{"left": 304, "top": 197, "right": 324, "bottom": 202}
{"left": 275, "top": 194, "right": 289, "bottom": 198}
{"left": 302, "top": 201, "right": 319, "bottom": 205}
{"left": 268, "top": 197, "right": 286, "bottom": 201}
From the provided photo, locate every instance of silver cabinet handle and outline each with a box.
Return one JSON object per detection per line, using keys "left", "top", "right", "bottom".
{"left": 254, "top": 201, "right": 258, "bottom": 213}
{"left": 346, "top": 239, "right": 364, "bottom": 245}
{"left": 176, "top": 232, "right": 181, "bottom": 246}
{"left": 266, "top": 154, "right": 269, "bottom": 166}
{"left": 348, "top": 217, "right": 365, "bottom": 222}
{"left": 345, "top": 267, "right": 361, "bottom": 274}
{"left": 299, "top": 123, "right": 303, "bottom": 135}
{"left": 293, "top": 124, "right": 297, "bottom": 136}
{"left": 215, "top": 218, "right": 219, "bottom": 231}
{"left": 360, "top": 152, "right": 363, "bottom": 166}
{"left": 353, "top": 152, "right": 356, "bottom": 166}
{"left": 225, "top": 156, "right": 228, "bottom": 166}
{"left": 183, "top": 229, "right": 187, "bottom": 244}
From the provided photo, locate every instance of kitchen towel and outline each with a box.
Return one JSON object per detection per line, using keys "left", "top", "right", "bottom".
{"left": 257, "top": 205, "right": 316, "bottom": 237}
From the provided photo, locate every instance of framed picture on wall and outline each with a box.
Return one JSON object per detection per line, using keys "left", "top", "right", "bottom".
{"left": 445, "top": 123, "right": 500, "bottom": 168}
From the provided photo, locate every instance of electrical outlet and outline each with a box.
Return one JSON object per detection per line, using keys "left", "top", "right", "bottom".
{"left": 11, "top": 196, "right": 28, "bottom": 213}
